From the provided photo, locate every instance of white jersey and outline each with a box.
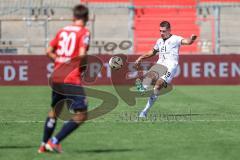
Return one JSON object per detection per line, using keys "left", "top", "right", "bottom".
{"left": 153, "top": 34, "right": 183, "bottom": 83}
{"left": 153, "top": 35, "right": 183, "bottom": 65}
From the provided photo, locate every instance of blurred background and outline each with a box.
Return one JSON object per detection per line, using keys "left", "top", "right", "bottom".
{"left": 1, "top": 0, "right": 240, "bottom": 55}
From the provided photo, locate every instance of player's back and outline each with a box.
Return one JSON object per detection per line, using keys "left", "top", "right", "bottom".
{"left": 51, "top": 24, "right": 90, "bottom": 66}
{"left": 50, "top": 24, "right": 90, "bottom": 85}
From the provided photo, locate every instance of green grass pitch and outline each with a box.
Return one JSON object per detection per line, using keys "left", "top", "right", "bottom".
{"left": 0, "top": 85, "right": 240, "bottom": 160}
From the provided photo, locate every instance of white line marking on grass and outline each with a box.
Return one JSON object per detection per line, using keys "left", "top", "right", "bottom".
{"left": 1, "top": 119, "right": 240, "bottom": 124}
{"left": 0, "top": 120, "right": 45, "bottom": 123}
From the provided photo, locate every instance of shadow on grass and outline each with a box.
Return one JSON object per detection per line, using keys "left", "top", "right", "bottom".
{"left": 0, "top": 145, "right": 37, "bottom": 149}
{"left": 75, "top": 148, "right": 138, "bottom": 154}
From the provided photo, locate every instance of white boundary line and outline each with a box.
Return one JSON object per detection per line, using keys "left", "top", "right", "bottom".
{"left": 1, "top": 119, "right": 240, "bottom": 124}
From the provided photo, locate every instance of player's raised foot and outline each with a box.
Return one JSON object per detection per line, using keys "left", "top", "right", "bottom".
{"left": 45, "top": 140, "right": 63, "bottom": 153}
{"left": 135, "top": 78, "right": 146, "bottom": 94}
{"left": 38, "top": 144, "right": 47, "bottom": 153}
{"left": 139, "top": 111, "right": 147, "bottom": 118}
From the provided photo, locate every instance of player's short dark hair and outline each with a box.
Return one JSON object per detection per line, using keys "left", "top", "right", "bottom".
{"left": 160, "top": 21, "right": 171, "bottom": 29}
{"left": 73, "top": 4, "right": 89, "bottom": 22}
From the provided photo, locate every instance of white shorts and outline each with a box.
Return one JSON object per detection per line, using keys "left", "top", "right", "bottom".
{"left": 157, "top": 61, "right": 178, "bottom": 84}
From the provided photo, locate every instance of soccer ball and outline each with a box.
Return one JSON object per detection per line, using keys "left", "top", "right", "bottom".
{"left": 108, "top": 56, "right": 123, "bottom": 70}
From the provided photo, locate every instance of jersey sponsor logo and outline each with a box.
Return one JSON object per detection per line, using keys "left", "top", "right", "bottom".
{"left": 63, "top": 26, "right": 81, "bottom": 32}
{"left": 55, "top": 57, "right": 71, "bottom": 63}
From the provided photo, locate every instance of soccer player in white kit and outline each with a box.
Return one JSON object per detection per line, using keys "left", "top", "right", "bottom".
{"left": 135, "top": 21, "right": 197, "bottom": 118}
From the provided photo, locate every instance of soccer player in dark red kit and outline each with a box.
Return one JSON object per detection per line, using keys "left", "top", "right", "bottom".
{"left": 38, "top": 4, "right": 90, "bottom": 153}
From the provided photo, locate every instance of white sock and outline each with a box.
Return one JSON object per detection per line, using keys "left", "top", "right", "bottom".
{"left": 142, "top": 94, "right": 158, "bottom": 113}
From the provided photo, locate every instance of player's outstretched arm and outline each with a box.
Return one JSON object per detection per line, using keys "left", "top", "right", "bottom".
{"left": 135, "top": 49, "right": 158, "bottom": 68}
{"left": 46, "top": 46, "right": 57, "bottom": 61}
{"left": 181, "top": 34, "right": 197, "bottom": 45}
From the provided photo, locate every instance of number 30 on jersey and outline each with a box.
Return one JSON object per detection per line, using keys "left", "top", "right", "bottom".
{"left": 56, "top": 31, "right": 77, "bottom": 56}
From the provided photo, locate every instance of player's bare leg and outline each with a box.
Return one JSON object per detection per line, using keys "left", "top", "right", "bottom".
{"left": 139, "top": 79, "right": 166, "bottom": 118}
{"left": 136, "top": 70, "right": 159, "bottom": 94}
{"left": 72, "top": 111, "right": 88, "bottom": 123}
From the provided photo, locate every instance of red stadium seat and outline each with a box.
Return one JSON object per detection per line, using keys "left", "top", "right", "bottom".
{"left": 200, "top": 0, "right": 240, "bottom": 2}
{"left": 133, "top": 0, "right": 200, "bottom": 54}
{"left": 82, "top": 0, "right": 200, "bottom": 54}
